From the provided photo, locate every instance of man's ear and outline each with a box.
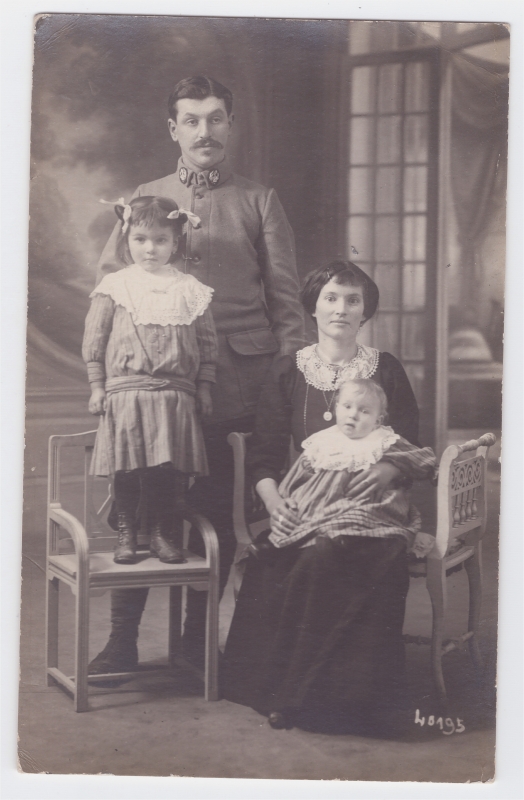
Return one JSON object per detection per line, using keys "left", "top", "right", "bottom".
{"left": 168, "top": 118, "right": 178, "bottom": 142}
{"left": 228, "top": 113, "right": 235, "bottom": 130}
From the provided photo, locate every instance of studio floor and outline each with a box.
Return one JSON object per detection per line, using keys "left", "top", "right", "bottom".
{"left": 17, "top": 431, "right": 500, "bottom": 783}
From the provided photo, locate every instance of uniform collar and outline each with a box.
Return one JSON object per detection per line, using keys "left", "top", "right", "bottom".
{"left": 177, "top": 157, "right": 232, "bottom": 189}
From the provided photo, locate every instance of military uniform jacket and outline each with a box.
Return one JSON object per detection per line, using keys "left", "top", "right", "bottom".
{"left": 96, "top": 158, "right": 305, "bottom": 423}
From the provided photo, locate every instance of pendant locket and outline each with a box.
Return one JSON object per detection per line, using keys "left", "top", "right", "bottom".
{"left": 323, "top": 411, "right": 333, "bottom": 421}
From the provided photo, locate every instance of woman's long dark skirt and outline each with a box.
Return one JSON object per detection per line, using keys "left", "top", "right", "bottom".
{"left": 221, "top": 535, "right": 410, "bottom": 734}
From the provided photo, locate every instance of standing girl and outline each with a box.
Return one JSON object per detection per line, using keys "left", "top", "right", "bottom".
{"left": 82, "top": 195, "right": 218, "bottom": 570}
{"left": 83, "top": 195, "right": 218, "bottom": 675}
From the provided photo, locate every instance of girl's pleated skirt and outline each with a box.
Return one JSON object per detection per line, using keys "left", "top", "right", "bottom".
{"left": 91, "top": 388, "right": 208, "bottom": 476}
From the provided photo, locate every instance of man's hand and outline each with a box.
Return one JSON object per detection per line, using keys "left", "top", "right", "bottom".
{"left": 88, "top": 387, "right": 107, "bottom": 416}
{"left": 345, "top": 462, "right": 401, "bottom": 502}
{"left": 196, "top": 381, "right": 213, "bottom": 418}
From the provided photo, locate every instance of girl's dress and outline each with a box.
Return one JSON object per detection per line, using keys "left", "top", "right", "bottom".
{"left": 269, "top": 424, "right": 437, "bottom": 550}
{"left": 221, "top": 345, "right": 431, "bottom": 732}
{"left": 82, "top": 264, "right": 218, "bottom": 476}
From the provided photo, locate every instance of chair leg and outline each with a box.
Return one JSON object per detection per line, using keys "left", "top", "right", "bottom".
{"left": 45, "top": 577, "right": 59, "bottom": 686}
{"left": 74, "top": 580, "right": 90, "bottom": 712}
{"left": 426, "top": 557, "right": 448, "bottom": 708}
{"left": 168, "top": 586, "right": 182, "bottom": 667}
{"left": 233, "top": 559, "right": 246, "bottom": 601}
{"left": 204, "top": 580, "right": 219, "bottom": 701}
{"left": 465, "top": 545, "right": 483, "bottom": 673}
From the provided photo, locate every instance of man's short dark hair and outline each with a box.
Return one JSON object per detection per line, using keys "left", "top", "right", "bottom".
{"left": 168, "top": 76, "right": 233, "bottom": 120}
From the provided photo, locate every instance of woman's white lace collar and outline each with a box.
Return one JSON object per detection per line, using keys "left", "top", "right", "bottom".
{"left": 296, "top": 344, "right": 379, "bottom": 390}
{"left": 91, "top": 265, "right": 213, "bottom": 327}
{"left": 301, "top": 425, "right": 399, "bottom": 472}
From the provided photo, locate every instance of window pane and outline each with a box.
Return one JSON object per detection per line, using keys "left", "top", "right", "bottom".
{"left": 348, "top": 167, "right": 373, "bottom": 213}
{"left": 376, "top": 166, "right": 400, "bottom": 213}
{"left": 402, "top": 314, "right": 425, "bottom": 359}
{"left": 402, "top": 263, "right": 426, "bottom": 309}
{"left": 404, "top": 115, "right": 428, "bottom": 163}
{"left": 403, "top": 215, "right": 426, "bottom": 261}
{"left": 377, "top": 116, "right": 401, "bottom": 163}
{"left": 351, "top": 66, "right": 376, "bottom": 113}
{"left": 374, "top": 264, "right": 400, "bottom": 309}
{"left": 375, "top": 216, "right": 400, "bottom": 261}
{"left": 350, "top": 117, "right": 374, "bottom": 164}
{"left": 404, "top": 166, "right": 427, "bottom": 211}
{"left": 404, "top": 363, "right": 425, "bottom": 408}
{"left": 405, "top": 61, "right": 429, "bottom": 112}
{"left": 347, "top": 216, "right": 372, "bottom": 261}
{"left": 373, "top": 312, "right": 399, "bottom": 356}
{"left": 378, "top": 63, "right": 402, "bottom": 113}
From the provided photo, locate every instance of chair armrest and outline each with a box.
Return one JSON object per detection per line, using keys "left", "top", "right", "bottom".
{"left": 458, "top": 432, "right": 497, "bottom": 454}
{"left": 48, "top": 506, "right": 90, "bottom": 584}
{"left": 178, "top": 504, "right": 220, "bottom": 575}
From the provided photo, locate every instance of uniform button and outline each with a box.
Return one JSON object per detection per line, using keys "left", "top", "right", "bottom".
{"left": 192, "top": 255, "right": 201, "bottom": 263}
{"left": 194, "top": 192, "right": 204, "bottom": 200}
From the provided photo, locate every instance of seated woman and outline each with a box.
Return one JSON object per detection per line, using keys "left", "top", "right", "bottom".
{"left": 221, "top": 261, "right": 429, "bottom": 735}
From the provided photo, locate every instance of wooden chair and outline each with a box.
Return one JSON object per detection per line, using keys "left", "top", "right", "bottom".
{"left": 46, "top": 430, "right": 220, "bottom": 712}
{"left": 227, "top": 430, "right": 496, "bottom": 706}
{"left": 405, "top": 432, "right": 496, "bottom": 707}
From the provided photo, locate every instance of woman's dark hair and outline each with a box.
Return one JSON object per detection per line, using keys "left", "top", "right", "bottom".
{"left": 300, "top": 260, "right": 379, "bottom": 323}
{"left": 115, "top": 196, "right": 185, "bottom": 266}
{"left": 168, "top": 76, "right": 233, "bottom": 120}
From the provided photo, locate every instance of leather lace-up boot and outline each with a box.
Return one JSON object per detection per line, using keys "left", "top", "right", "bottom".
{"left": 149, "top": 520, "right": 186, "bottom": 563}
{"left": 88, "top": 587, "right": 148, "bottom": 675}
{"left": 114, "top": 512, "right": 138, "bottom": 564}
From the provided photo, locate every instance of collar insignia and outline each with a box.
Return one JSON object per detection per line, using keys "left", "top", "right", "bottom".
{"left": 179, "top": 166, "right": 188, "bottom": 184}
{"left": 208, "top": 169, "right": 220, "bottom": 186}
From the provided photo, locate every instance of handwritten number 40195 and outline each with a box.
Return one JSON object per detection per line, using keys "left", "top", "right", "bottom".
{"left": 414, "top": 709, "right": 465, "bottom": 735}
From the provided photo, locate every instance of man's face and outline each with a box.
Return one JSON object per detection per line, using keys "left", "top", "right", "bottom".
{"left": 168, "top": 96, "right": 233, "bottom": 171}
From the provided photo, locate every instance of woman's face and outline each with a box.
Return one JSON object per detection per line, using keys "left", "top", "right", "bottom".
{"left": 313, "top": 279, "right": 365, "bottom": 343}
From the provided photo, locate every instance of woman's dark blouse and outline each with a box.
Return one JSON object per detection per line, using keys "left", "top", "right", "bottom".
{"left": 247, "top": 351, "right": 420, "bottom": 487}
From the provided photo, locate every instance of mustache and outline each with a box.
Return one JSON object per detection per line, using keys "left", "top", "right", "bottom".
{"left": 193, "top": 139, "right": 223, "bottom": 150}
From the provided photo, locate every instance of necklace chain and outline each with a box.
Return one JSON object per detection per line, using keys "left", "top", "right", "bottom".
{"left": 297, "top": 343, "right": 379, "bottom": 392}
{"left": 300, "top": 343, "right": 380, "bottom": 436}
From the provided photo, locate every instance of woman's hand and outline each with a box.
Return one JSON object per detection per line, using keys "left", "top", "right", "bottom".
{"left": 269, "top": 498, "right": 300, "bottom": 538}
{"left": 88, "top": 387, "right": 107, "bottom": 416}
{"left": 346, "top": 462, "right": 401, "bottom": 502}
{"left": 196, "top": 381, "right": 213, "bottom": 418}
{"left": 255, "top": 478, "right": 300, "bottom": 538}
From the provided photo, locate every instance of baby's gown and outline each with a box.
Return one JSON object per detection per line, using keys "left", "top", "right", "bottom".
{"left": 270, "top": 425, "right": 437, "bottom": 551}
{"left": 82, "top": 264, "right": 218, "bottom": 476}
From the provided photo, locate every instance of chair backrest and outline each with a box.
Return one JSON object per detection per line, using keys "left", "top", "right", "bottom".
{"left": 228, "top": 432, "right": 266, "bottom": 545}
{"left": 432, "top": 433, "right": 496, "bottom": 559}
{"left": 47, "top": 431, "right": 117, "bottom": 555}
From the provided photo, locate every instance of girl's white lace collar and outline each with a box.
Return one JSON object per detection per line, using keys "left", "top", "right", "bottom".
{"left": 296, "top": 343, "right": 379, "bottom": 390}
{"left": 91, "top": 265, "right": 213, "bottom": 327}
{"left": 301, "top": 425, "right": 399, "bottom": 472}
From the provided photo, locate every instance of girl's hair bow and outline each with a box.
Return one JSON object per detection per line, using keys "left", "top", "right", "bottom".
{"left": 100, "top": 198, "right": 132, "bottom": 233}
{"left": 167, "top": 208, "right": 202, "bottom": 229}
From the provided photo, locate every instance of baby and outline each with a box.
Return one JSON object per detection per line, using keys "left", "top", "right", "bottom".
{"left": 249, "top": 378, "right": 437, "bottom": 558}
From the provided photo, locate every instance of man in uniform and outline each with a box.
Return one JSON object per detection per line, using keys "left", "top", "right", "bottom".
{"left": 90, "top": 75, "right": 304, "bottom": 672}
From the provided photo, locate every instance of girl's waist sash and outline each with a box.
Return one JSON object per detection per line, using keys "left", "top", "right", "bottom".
{"left": 105, "top": 375, "right": 195, "bottom": 397}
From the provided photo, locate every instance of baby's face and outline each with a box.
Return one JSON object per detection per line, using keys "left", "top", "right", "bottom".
{"left": 335, "top": 384, "right": 382, "bottom": 439}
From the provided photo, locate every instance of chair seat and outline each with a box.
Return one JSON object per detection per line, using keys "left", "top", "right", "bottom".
{"left": 408, "top": 544, "right": 476, "bottom": 578}
{"left": 48, "top": 549, "right": 210, "bottom": 589}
